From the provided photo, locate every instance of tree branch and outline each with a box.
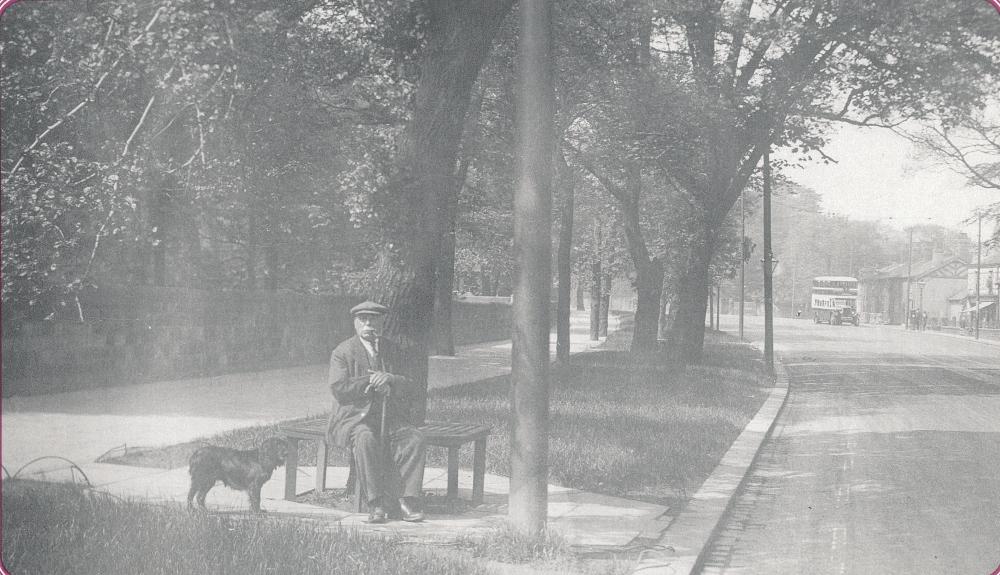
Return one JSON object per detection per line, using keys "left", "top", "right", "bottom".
{"left": 122, "top": 96, "right": 156, "bottom": 157}
{"left": 724, "top": 0, "right": 755, "bottom": 87}
{"left": 2, "top": 6, "right": 167, "bottom": 185}
{"left": 562, "top": 139, "right": 630, "bottom": 207}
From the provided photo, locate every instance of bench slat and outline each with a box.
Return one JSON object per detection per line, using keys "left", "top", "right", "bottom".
{"left": 280, "top": 420, "right": 491, "bottom": 444}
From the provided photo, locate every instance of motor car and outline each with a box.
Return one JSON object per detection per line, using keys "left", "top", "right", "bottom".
{"left": 833, "top": 307, "right": 859, "bottom": 326}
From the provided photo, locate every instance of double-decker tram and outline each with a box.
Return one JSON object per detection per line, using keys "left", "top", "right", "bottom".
{"left": 811, "top": 276, "right": 859, "bottom": 325}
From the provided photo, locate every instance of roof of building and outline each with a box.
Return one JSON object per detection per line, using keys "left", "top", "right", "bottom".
{"left": 867, "top": 254, "right": 966, "bottom": 281}
{"left": 971, "top": 250, "right": 1000, "bottom": 267}
{"left": 813, "top": 275, "right": 858, "bottom": 282}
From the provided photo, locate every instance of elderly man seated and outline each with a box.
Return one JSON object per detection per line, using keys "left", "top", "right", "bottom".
{"left": 326, "top": 301, "right": 426, "bottom": 524}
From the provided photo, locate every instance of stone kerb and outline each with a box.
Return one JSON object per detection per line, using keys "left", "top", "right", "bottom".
{"left": 631, "top": 358, "right": 791, "bottom": 575}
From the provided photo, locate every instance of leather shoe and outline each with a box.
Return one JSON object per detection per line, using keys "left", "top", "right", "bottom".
{"left": 398, "top": 497, "right": 424, "bottom": 522}
{"left": 367, "top": 505, "right": 387, "bottom": 524}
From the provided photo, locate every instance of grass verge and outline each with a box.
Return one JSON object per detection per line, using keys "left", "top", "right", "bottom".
{"left": 1, "top": 479, "right": 492, "bottom": 575}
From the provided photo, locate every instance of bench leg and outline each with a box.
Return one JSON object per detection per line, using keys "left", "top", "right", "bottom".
{"left": 472, "top": 438, "right": 486, "bottom": 505}
{"left": 315, "top": 439, "right": 328, "bottom": 494}
{"left": 447, "top": 446, "right": 459, "bottom": 499}
{"left": 284, "top": 437, "right": 299, "bottom": 500}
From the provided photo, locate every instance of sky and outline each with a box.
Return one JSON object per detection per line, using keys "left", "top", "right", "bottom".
{"left": 775, "top": 124, "right": 998, "bottom": 238}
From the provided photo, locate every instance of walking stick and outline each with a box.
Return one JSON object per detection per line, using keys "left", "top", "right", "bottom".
{"left": 379, "top": 385, "right": 391, "bottom": 506}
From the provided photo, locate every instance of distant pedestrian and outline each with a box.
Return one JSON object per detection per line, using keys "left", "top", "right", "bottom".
{"left": 921, "top": 311, "right": 928, "bottom": 331}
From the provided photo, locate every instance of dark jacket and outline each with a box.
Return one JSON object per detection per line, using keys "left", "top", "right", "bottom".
{"left": 326, "top": 335, "right": 416, "bottom": 447}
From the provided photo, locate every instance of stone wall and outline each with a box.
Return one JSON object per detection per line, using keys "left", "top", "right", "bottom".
{"left": 2, "top": 288, "right": 511, "bottom": 397}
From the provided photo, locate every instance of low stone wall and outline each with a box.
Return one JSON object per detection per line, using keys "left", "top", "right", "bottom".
{"left": 2, "top": 288, "right": 511, "bottom": 397}
{"left": 450, "top": 297, "right": 512, "bottom": 345}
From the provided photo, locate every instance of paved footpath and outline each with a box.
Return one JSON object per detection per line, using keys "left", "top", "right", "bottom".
{"left": 3, "top": 310, "right": 685, "bottom": 551}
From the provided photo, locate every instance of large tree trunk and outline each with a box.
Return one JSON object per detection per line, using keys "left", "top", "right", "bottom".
{"left": 599, "top": 269, "right": 610, "bottom": 337}
{"left": 590, "top": 261, "right": 601, "bottom": 340}
{"left": 369, "top": 0, "right": 514, "bottom": 424}
{"left": 555, "top": 149, "right": 575, "bottom": 361}
{"left": 658, "top": 293, "right": 669, "bottom": 339}
{"left": 670, "top": 226, "right": 716, "bottom": 363}
{"left": 634, "top": 258, "right": 664, "bottom": 351}
{"left": 265, "top": 211, "right": 279, "bottom": 292}
{"left": 433, "top": 88, "right": 483, "bottom": 356}
{"left": 621, "top": 1, "right": 660, "bottom": 353}
{"left": 151, "top": 175, "right": 171, "bottom": 286}
{"left": 432, "top": 217, "right": 456, "bottom": 356}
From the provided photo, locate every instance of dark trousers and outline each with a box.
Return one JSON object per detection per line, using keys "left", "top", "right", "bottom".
{"left": 350, "top": 422, "right": 425, "bottom": 505}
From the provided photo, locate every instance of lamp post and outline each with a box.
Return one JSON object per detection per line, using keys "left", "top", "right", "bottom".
{"left": 762, "top": 148, "right": 775, "bottom": 373}
{"left": 905, "top": 228, "right": 914, "bottom": 329}
{"left": 915, "top": 280, "right": 926, "bottom": 330}
{"left": 975, "top": 212, "right": 982, "bottom": 340}
{"left": 739, "top": 187, "right": 745, "bottom": 342}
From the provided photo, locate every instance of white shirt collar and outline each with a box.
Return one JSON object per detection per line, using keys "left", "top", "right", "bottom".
{"left": 359, "top": 336, "right": 378, "bottom": 358}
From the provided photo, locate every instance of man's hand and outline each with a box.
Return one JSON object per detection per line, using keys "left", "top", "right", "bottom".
{"left": 367, "top": 371, "right": 394, "bottom": 394}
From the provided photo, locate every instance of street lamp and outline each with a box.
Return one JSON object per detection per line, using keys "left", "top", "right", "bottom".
{"left": 915, "top": 280, "right": 927, "bottom": 330}
{"left": 763, "top": 256, "right": 779, "bottom": 275}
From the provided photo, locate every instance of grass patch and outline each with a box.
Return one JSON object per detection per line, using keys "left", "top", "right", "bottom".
{"left": 108, "top": 334, "right": 770, "bottom": 510}
{"left": 1, "top": 479, "right": 493, "bottom": 575}
{"left": 455, "top": 523, "right": 570, "bottom": 563}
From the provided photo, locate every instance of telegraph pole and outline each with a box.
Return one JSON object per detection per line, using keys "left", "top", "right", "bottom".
{"left": 976, "top": 212, "right": 982, "bottom": 340}
{"left": 739, "top": 186, "right": 745, "bottom": 341}
{"left": 763, "top": 148, "right": 774, "bottom": 373}
{"left": 510, "top": 0, "right": 552, "bottom": 536}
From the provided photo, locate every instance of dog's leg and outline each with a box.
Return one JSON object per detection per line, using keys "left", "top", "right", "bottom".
{"left": 197, "top": 482, "right": 212, "bottom": 509}
{"left": 249, "top": 482, "right": 263, "bottom": 513}
{"left": 187, "top": 483, "right": 198, "bottom": 509}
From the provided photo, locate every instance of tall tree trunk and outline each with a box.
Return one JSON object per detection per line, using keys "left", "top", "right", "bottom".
{"left": 590, "top": 261, "right": 601, "bottom": 340}
{"left": 246, "top": 207, "right": 258, "bottom": 290}
{"left": 576, "top": 282, "right": 585, "bottom": 311}
{"left": 599, "top": 269, "right": 610, "bottom": 337}
{"left": 555, "top": 149, "right": 575, "bottom": 361}
{"left": 635, "top": 258, "right": 664, "bottom": 349}
{"left": 369, "top": 0, "right": 514, "bottom": 424}
{"left": 708, "top": 286, "right": 715, "bottom": 330}
{"left": 433, "top": 217, "right": 457, "bottom": 356}
{"left": 433, "top": 88, "right": 482, "bottom": 356}
{"left": 619, "top": 177, "right": 661, "bottom": 352}
{"left": 151, "top": 178, "right": 170, "bottom": 286}
{"left": 658, "top": 293, "right": 669, "bottom": 339}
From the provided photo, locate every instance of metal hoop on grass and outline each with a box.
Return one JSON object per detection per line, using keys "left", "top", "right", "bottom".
{"left": 13, "top": 456, "right": 93, "bottom": 487}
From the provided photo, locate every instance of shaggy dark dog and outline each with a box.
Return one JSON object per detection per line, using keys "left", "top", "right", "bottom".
{"left": 187, "top": 437, "right": 288, "bottom": 512}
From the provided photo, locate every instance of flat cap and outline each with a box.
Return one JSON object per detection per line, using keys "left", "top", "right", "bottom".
{"left": 350, "top": 300, "right": 389, "bottom": 316}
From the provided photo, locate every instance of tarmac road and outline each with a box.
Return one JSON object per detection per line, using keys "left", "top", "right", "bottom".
{"left": 703, "top": 316, "right": 1000, "bottom": 575}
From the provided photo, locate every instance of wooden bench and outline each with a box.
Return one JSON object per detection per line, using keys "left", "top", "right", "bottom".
{"left": 280, "top": 420, "right": 491, "bottom": 511}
